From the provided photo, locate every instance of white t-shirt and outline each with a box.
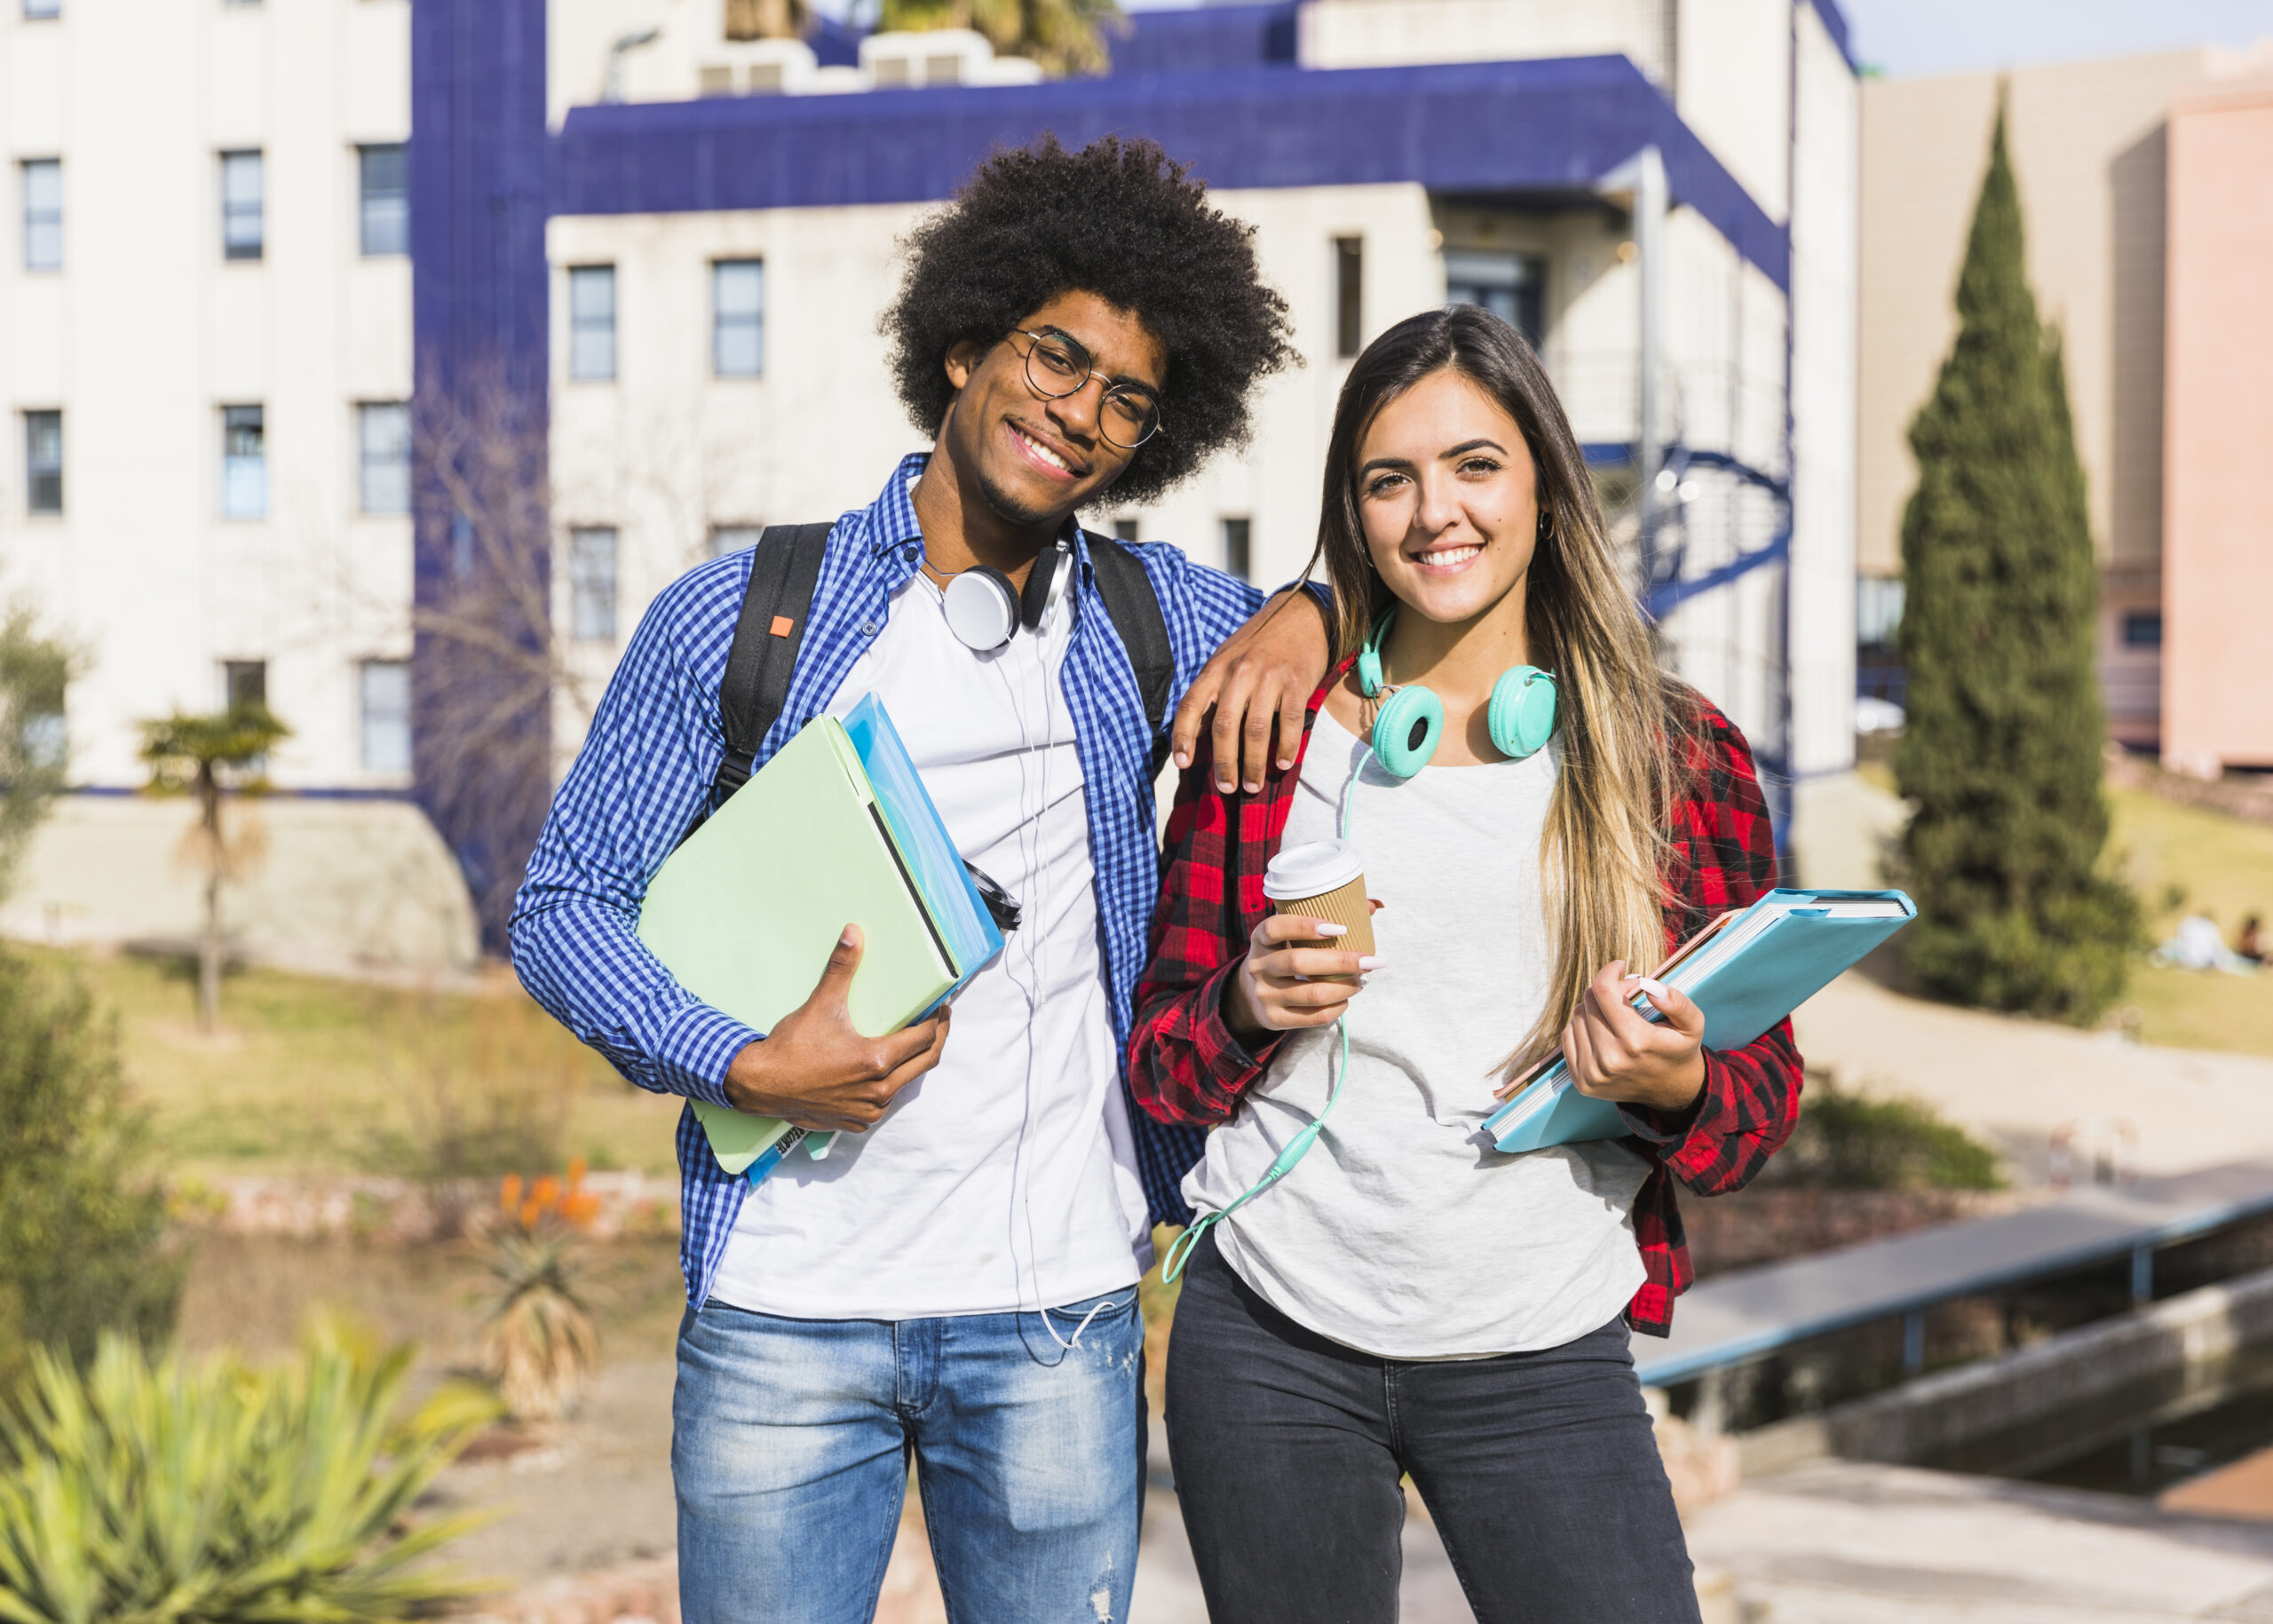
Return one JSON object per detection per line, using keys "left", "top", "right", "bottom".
{"left": 706, "top": 572, "right": 1153, "bottom": 1320}
{"left": 1184, "top": 707, "right": 1649, "bottom": 1359}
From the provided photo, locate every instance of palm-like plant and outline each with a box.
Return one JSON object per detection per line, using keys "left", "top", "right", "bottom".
{"left": 879, "top": 0, "right": 1123, "bottom": 77}
{"left": 472, "top": 1166, "right": 602, "bottom": 1421}
{"left": 474, "top": 1230, "right": 601, "bottom": 1422}
{"left": 0, "top": 1319, "right": 495, "bottom": 1624}
{"left": 139, "top": 703, "right": 289, "bottom": 1031}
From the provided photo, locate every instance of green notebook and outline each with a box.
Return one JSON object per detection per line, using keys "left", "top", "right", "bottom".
{"left": 637, "top": 715, "right": 964, "bottom": 1176}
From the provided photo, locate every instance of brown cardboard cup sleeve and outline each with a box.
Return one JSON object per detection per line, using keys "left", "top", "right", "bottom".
{"left": 1262, "top": 840, "right": 1374, "bottom": 970}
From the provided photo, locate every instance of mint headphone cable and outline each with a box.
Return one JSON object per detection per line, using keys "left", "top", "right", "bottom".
{"left": 1161, "top": 741, "right": 1368, "bottom": 1285}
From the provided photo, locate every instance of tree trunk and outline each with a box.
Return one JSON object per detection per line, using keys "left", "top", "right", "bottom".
{"left": 198, "top": 771, "right": 223, "bottom": 1033}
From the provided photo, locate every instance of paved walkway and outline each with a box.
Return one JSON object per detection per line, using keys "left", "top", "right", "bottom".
{"left": 1688, "top": 1458, "right": 2273, "bottom": 1622}
{"left": 1794, "top": 970, "right": 2273, "bottom": 1184}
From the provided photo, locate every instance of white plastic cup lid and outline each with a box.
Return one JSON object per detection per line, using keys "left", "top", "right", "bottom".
{"left": 1263, "top": 839, "right": 1364, "bottom": 901}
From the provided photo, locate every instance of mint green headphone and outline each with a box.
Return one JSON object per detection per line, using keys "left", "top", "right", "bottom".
{"left": 1355, "top": 608, "right": 1559, "bottom": 777}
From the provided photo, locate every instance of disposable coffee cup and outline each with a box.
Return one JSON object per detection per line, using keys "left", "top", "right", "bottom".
{"left": 1262, "top": 840, "right": 1374, "bottom": 974}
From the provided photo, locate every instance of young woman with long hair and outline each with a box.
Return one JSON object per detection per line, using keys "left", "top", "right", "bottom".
{"left": 1128, "top": 306, "right": 1804, "bottom": 1622}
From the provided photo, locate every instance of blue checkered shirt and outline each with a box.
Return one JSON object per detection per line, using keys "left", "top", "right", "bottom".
{"left": 511, "top": 455, "right": 1271, "bottom": 1307}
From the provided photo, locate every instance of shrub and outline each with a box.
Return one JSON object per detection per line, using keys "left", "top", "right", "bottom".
{"left": 0, "top": 1319, "right": 496, "bottom": 1623}
{"left": 1761, "top": 1076, "right": 2004, "bottom": 1192}
{"left": 473, "top": 1167, "right": 600, "bottom": 1421}
{"left": 0, "top": 949, "right": 178, "bottom": 1386}
{"left": 0, "top": 609, "right": 68, "bottom": 900}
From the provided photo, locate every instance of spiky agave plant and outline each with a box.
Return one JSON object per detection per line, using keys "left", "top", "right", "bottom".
{"left": 0, "top": 1317, "right": 497, "bottom": 1624}
{"left": 474, "top": 1226, "right": 599, "bottom": 1422}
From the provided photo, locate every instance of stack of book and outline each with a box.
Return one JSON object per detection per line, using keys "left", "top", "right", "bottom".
{"left": 638, "top": 695, "right": 1006, "bottom": 1184}
{"left": 1484, "top": 889, "right": 1914, "bottom": 1153}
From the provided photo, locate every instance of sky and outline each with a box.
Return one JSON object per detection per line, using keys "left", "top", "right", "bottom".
{"left": 1833, "top": 0, "right": 2273, "bottom": 78}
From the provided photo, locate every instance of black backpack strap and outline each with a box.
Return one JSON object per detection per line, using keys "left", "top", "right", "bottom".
{"left": 710, "top": 522, "right": 835, "bottom": 812}
{"left": 1086, "top": 536, "right": 1176, "bottom": 776}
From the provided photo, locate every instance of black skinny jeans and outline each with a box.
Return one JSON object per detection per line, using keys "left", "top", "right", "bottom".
{"left": 1164, "top": 1232, "right": 1700, "bottom": 1624}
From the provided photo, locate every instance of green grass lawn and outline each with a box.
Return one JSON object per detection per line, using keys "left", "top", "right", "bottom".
{"left": 2109, "top": 786, "right": 2273, "bottom": 1056}
{"left": 1858, "top": 764, "right": 2273, "bottom": 1058}
{"left": 26, "top": 947, "right": 686, "bottom": 1182}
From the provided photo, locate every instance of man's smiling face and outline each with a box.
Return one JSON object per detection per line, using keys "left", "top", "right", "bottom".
{"left": 939, "top": 289, "right": 1168, "bottom": 531}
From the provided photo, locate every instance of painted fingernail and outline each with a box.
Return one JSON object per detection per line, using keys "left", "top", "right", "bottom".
{"left": 1635, "top": 977, "right": 1670, "bottom": 999}
{"left": 1358, "top": 956, "right": 1387, "bottom": 971}
{"left": 1313, "top": 923, "right": 1348, "bottom": 936}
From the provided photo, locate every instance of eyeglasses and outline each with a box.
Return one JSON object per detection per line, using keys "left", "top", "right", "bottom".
{"left": 1011, "top": 329, "right": 1167, "bottom": 450}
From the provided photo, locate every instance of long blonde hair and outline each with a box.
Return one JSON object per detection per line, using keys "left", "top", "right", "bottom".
{"left": 1303, "top": 307, "right": 1692, "bottom": 1078}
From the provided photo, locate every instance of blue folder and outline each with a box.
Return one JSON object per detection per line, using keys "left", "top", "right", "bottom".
{"left": 741, "top": 695, "right": 1007, "bottom": 1182}
{"left": 1483, "top": 889, "right": 1915, "bottom": 1154}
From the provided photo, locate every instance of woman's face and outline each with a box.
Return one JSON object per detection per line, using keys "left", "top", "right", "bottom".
{"left": 1353, "top": 368, "right": 1540, "bottom": 629}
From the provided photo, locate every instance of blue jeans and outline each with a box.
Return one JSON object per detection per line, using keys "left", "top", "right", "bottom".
{"left": 672, "top": 1289, "right": 1145, "bottom": 1624}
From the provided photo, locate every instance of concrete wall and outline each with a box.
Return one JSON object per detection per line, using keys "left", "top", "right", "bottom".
{"left": 1785, "top": 0, "right": 1858, "bottom": 780}
{"left": 2162, "top": 77, "right": 2273, "bottom": 778}
{"left": 0, "top": 0, "right": 415, "bottom": 792}
{"left": 544, "top": 181, "right": 1450, "bottom": 757}
{"left": 1299, "top": 0, "right": 1675, "bottom": 83}
{"left": 1739, "top": 1264, "right": 2273, "bottom": 1475}
{"left": 0, "top": 794, "right": 479, "bottom": 976}
{"left": 1857, "top": 50, "right": 2228, "bottom": 586}
{"left": 1857, "top": 45, "right": 2273, "bottom": 752}
{"left": 544, "top": 160, "right": 1825, "bottom": 770}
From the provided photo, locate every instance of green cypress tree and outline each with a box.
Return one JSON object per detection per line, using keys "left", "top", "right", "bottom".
{"left": 1894, "top": 99, "right": 2139, "bottom": 1022}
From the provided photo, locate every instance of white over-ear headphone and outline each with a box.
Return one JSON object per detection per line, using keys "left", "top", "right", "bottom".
{"left": 940, "top": 529, "right": 1073, "bottom": 653}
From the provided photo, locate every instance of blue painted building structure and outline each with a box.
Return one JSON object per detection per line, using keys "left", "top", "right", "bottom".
{"left": 410, "top": 0, "right": 1858, "bottom": 937}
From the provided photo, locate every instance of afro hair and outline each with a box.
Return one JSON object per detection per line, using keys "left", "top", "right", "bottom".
{"left": 883, "top": 134, "right": 1298, "bottom": 508}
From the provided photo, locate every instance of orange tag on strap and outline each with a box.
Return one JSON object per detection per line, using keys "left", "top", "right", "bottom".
{"left": 769, "top": 615, "right": 794, "bottom": 638}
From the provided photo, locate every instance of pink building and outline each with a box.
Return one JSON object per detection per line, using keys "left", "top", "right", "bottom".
{"left": 2163, "top": 77, "right": 2273, "bottom": 778}
{"left": 1859, "top": 47, "right": 2273, "bottom": 769}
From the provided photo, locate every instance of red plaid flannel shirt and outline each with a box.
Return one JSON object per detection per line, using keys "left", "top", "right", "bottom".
{"left": 1127, "top": 667, "right": 1803, "bottom": 1336}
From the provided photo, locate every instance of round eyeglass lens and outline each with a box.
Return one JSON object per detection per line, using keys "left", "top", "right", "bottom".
{"left": 1020, "top": 332, "right": 1163, "bottom": 448}
{"left": 1101, "top": 392, "right": 1160, "bottom": 448}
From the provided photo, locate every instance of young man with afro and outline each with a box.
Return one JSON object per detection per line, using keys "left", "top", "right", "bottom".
{"left": 511, "top": 134, "right": 1327, "bottom": 1620}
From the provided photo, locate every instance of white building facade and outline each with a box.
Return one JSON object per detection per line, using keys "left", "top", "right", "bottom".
{"left": 0, "top": 0, "right": 1857, "bottom": 968}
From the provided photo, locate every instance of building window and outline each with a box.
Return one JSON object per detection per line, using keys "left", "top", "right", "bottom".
{"left": 708, "top": 524, "right": 762, "bottom": 559}
{"left": 221, "top": 150, "right": 264, "bottom": 261}
{"left": 1445, "top": 250, "right": 1545, "bottom": 347}
{"left": 568, "top": 265, "right": 616, "bottom": 381}
{"left": 22, "top": 160, "right": 60, "bottom": 272}
{"left": 1222, "top": 517, "right": 1251, "bottom": 582}
{"left": 2121, "top": 611, "right": 2164, "bottom": 651}
{"left": 358, "top": 402, "right": 410, "bottom": 515}
{"left": 358, "top": 144, "right": 408, "bottom": 257}
{"left": 713, "top": 259, "right": 764, "bottom": 378}
{"left": 568, "top": 527, "right": 618, "bottom": 641}
{"left": 360, "top": 660, "right": 411, "bottom": 773}
{"left": 221, "top": 405, "right": 266, "bottom": 519}
{"left": 22, "top": 0, "right": 59, "bottom": 19}
{"left": 1334, "top": 237, "right": 1364, "bottom": 359}
{"left": 24, "top": 411, "right": 61, "bottom": 515}
{"left": 1112, "top": 519, "right": 1139, "bottom": 543}
{"left": 223, "top": 660, "right": 267, "bottom": 712}
{"left": 1857, "top": 576, "right": 1905, "bottom": 651}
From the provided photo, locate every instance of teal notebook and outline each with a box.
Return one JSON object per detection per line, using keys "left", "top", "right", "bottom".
{"left": 1483, "top": 889, "right": 1914, "bottom": 1154}
{"left": 637, "top": 698, "right": 1004, "bottom": 1182}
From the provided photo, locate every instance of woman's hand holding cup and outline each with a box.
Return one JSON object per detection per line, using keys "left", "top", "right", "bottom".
{"left": 1224, "top": 913, "right": 1382, "bottom": 1040}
